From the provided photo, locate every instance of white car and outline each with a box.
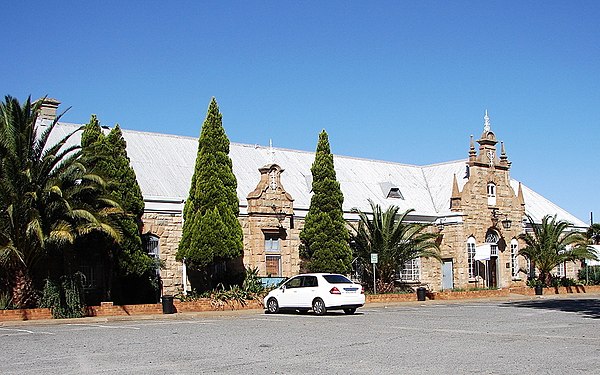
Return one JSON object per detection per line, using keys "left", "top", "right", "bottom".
{"left": 263, "top": 273, "right": 365, "bottom": 315}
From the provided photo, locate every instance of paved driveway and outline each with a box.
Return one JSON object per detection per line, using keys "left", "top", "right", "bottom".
{"left": 1, "top": 297, "right": 599, "bottom": 374}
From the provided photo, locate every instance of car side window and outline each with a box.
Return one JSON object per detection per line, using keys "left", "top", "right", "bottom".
{"left": 285, "top": 277, "right": 302, "bottom": 289}
{"left": 303, "top": 276, "right": 318, "bottom": 287}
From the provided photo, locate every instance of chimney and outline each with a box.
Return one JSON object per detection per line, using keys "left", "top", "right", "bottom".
{"left": 36, "top": 98, "right": 61, "bottom": 122}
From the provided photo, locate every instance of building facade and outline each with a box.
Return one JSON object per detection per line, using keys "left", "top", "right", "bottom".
{"left": 41, "top": 102, "right": 587, "bottom": 294}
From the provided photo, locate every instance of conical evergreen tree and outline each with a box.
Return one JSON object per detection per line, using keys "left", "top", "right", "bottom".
{"left": 176, "top": 98, "right": 243, "bottom": 276}
{"left": 79, "top": 117, "right": 156, "bottom": 303}
{"left": 300, "top": 130, "right": 352, "bottom": 274}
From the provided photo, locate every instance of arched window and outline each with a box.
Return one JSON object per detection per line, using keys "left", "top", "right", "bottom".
{"left": 467, "top": 237, "right": 476, "bottom": 279}
{"left": 143, "top": 234, "right": 160, "bottom": 277}
{"left": 487, "top": 182, "right": 496, "bottom": 206}
{"left": 510, "top": 239, "right": 519, "bottom": 278}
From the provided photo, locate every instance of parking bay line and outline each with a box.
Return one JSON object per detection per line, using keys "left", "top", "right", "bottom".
{"left": 0, "top": 327, "right": 55, "bottom": 336}
{"left": 66, "top": 323, "right": 141, "bottom": 330}
{"left": 389, "top": 325, "right": 600, "bottom": 342}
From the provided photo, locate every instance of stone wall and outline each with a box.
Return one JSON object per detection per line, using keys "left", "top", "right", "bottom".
{"left": 142, "top": 212, "right": 184, "bottom": 295}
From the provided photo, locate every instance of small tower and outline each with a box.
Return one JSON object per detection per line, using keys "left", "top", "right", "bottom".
{"left": 450, "top": 174, "right": 461, "bottom": 210}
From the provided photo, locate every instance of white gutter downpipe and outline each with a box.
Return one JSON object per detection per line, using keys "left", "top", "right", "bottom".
{"left": 181, "top": 200, "right": 188, "bottom": 295}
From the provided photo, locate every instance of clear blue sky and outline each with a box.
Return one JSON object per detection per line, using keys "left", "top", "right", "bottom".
{"left": 2, "top": 1, "right": 599, "bottom": 223}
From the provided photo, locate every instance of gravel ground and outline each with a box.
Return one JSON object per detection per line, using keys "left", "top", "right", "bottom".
{"left": 1, "top": 296, "right": 599, "bottom": 374}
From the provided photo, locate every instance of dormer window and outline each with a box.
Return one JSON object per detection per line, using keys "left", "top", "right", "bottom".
{"left": 388, "top": 187, "right": 403, "bottom": 199}
{"left": 379, "top": 182, "right": 404, "bottom": 200}
{"left": 487, "top": 182, "right": 496, "bottom": 206}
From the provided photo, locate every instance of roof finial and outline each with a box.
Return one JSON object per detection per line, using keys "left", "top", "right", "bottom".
{"left": 483, "top": 110, "right": 491, "bottom": 133}
{"left": 268, "top": 139, "right": 275, "bottom": 164}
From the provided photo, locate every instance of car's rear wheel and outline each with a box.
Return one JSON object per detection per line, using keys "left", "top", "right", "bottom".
{"left": 312, "top": 298, "right": 327, "bottom": 316}
{"left": 266, "top": 298, "right": 279, "bottom": 314}
{"left": 343, "top": 308, "right": 356, "bottom": 315}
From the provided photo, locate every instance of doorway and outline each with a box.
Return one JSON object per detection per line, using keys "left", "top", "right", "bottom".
{"left": 442, "top": 259, "right": 454, "bottom": 290}
{"left": 488, "top": 257, "right": 498, "bottom": 289}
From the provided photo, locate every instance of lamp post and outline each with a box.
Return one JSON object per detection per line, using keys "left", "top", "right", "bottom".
{"left": 491, "top": 208, "right": 512, "bottom": 230}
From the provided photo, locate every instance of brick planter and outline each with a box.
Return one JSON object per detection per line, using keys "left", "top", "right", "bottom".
{"left": 0, "top": 308, "right": 52, "bottom": 321}
{"left": 510, "top": 285, "right": 600, "bottom": 296}
{"left": 366, "top": 293, "right": 416, "bottom": 303}
{"left": 429, "top": 289, "right": 510, "bottom": 300}
{"left": 0, "top": 298, "right": 265, "bottom": 322}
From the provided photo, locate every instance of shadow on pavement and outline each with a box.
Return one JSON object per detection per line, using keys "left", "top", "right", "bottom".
{"left": 506, "top": 298, "right": 600, "bottom": 319}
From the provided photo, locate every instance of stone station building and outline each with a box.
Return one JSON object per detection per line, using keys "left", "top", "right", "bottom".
{"left": 43, "top": 104, "right": 587, "bottom": 294}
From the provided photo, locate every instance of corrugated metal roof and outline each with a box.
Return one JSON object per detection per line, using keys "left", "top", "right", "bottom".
{"left": 44, "top": 122, "right": 587, "bottom": 228}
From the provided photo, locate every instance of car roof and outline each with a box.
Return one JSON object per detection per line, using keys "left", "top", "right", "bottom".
{"left": 291, "top": 273, "right": 348, "bottom": 277}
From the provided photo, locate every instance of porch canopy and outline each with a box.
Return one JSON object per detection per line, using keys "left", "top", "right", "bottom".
{"left": 474, "top": 243, "right": 493, "bottom": 261}
{"left": 585, "top": 245, "right": 600, "bottom": 266}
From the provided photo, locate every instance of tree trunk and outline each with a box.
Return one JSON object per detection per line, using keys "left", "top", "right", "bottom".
{"left": 11, "top": 266, "right": 37, "bottom": 308}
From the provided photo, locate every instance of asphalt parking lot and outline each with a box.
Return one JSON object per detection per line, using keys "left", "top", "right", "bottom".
{"left": 1, "top": 297, "right": 599, "bottom": 374}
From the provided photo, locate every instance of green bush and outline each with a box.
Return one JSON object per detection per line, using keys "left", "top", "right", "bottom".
{"left": 174, "top": 267, "right": 267, "bottom": 305}
{"left": 40, "top": 272, "right": 86, "bottom": 319}
{"left": 578, "top": 266, "right": 600, "bottom": 285}
{"left": 0, "top": 293, "right": 13, "bottom": 310}
{"left": 549, "top": 276, "right": 579, "bottom": 287}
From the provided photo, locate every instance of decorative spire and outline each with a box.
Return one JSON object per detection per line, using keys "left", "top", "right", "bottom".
{"left": 451, "top": 174, "right": 460, "bottom": 198}
{"left": 468, "top": 135, "right": 476, "bottom": 161}
{"left": 500, "top": 141, "right": 508, "bottom": 161}
{"left": 450, "top": 174, "right": 462, "bottom": 210}
{"left": 268, "top": 139, "right": 275, "bottom": 164}
{"left": 483, "top": 110, "right": 491, "bottom": 133}
{"left": 517, "top": 182, "right": 525, "bottom": 206}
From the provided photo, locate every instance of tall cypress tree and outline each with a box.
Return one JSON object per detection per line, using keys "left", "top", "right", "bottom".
{"left": 176, "top": 98, "right": 243, "bottom": 279}
{"left": 80, "top": 117, "right": 156, "bottom": 303}
{"left": 300, "top": 130, "right": 352, "bottom": 274}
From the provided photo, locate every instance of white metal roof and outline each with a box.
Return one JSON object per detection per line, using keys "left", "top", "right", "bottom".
{"left": 44, "top": 122, "right": 587, "bottom": 228}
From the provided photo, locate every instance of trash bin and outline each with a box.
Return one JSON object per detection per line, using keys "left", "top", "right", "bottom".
{"left": 416, "top": 287, "right": 427, "bottom": 301}
{"left": 534, "top": 285, "right": 543, "bottom": 296}
{"left": 162, "top": 295, "right": 175, "bottom": 314}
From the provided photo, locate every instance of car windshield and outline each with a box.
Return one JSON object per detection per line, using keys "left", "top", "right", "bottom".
{"left": 323, "top": 274, "right": 352, "bottom": 284}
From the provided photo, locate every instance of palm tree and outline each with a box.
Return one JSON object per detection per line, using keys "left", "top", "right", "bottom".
{"left": 587, "top": 223, "right": 600, "bottom": 245}
{"left": 519, "top": 215, "right": 597, "bottom": 286}
{"left": 350, "top": 200, "right": 440, "bottom": 292}
{"left": 0, "top": 96, "right": 120, "bottom": 307}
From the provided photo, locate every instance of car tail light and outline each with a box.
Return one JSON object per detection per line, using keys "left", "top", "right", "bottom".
{"left": 360, "top": 285, "right": 364, "bottom": 294}
{"left": 329, "top": 287, "right": 341, "bottom": 294}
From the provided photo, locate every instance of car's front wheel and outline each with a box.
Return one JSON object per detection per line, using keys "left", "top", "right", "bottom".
{"left": 266, "top": 298, "right": 279, "bottom": 314}
{"left": 343, "top": 308, "right": 356, "bottom": 315}
{"left": 312, "top": 298, "right": 327, "bottom": 316}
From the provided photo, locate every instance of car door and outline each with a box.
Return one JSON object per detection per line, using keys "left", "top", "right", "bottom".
{"left": 296, "top": 275, "right": 319, "bottom": 308}
{"left": 277, "top": 276, "right": 303, "bottom": 308}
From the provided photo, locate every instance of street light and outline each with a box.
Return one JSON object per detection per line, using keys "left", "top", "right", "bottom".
{"left": 491, "top": 208, "right": 512, "bottom": 230}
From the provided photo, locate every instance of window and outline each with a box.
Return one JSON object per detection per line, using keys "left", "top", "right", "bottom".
{"left": 80, "top": 259, "right": 104, "bottom": 289}
{"left": 486, "top": 230, "right": 499, "bottom": 256}
{"left": 400, "top": 258, "right": 420, "bottom": 282}
{"left": 143, "top": 234, "right": 160, "bottom": 277}
{"left": 379, "top": 182, "right": 404, "bottom": 200}
{"left": 511, "top": 239, "right": 519, "bottom": 278}
{"left": 323, "top": 274, "right": 352, "bottom": 284}
{"left": 555, "top": 262, "right": 566, "bottom": 278}
{"left": 387, "top": 187, "right": 404, "bottom": 199}
{"left": 487, "top": 182, "right": 496, "bottom": 206}
{"left": 284, "top": 276, "right": 302, "bottom": 288}
{"left": 265, "top": 232, "right": 281, "bottom": 276}
{"left": 145, "top": 234, "right": 160, "bottom": 258}
{"left": 467, "top": 237, "right": 476, "bottom": 278}
{"left": 265, "top": 233, "right": 280, "bottom": 253}
{"left": 266, "top": 255, "right": 281, "bottom": 277}
{"left": 303, "top": 276, "right": 318, "bottom": 287}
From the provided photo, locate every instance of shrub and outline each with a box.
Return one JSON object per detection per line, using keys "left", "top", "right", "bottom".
{"left": 40, "top": 272, "right": 86, "bottom": 319}
{"left": 578, "top": 266, "right": 600, "bottom": 285}
{"left": 0, "top": 293, "right": 12, "bottom": 310}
